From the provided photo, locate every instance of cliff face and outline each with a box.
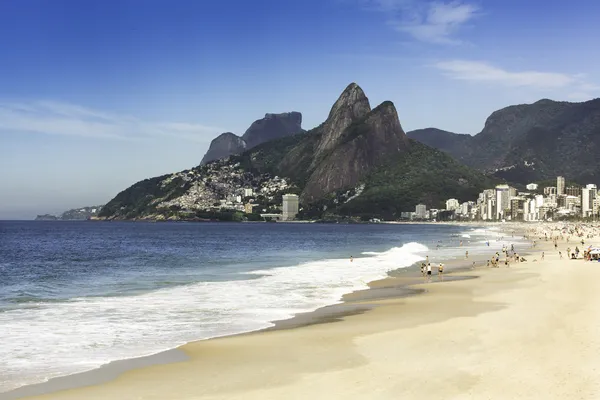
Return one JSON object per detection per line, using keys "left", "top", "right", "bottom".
{"left": 242, "top": 112, "right": 303, "bottom": 149}
{"left": 200, "top": 112, "right": 303, "bottom": 165}
{"left": 407, "top": 98, "right": 600, "bottom": 183}
{"left": 314, "top": 83, "right": 371, "bottom": 157}
{"left": 200, "top": 132, "right": 246, "bottom": 165}
{"left": 302, "top": 100, "right": 410, "bottom": 201}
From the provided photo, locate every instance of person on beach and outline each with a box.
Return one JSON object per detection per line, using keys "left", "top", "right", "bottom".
{"left": 421, "top": 263, "right": 426, "bottom": 277}
{"left": 567, "top": 247, "right": 571, "bottom": 257}
{"left": 438, "top": 263, "right": 444, "bottom": 280}
{"left": 559, "top": 251, "right": 563, "bottom": 259}
{"left": 465, "top": 250, "right": 469, "bottom": 259}
{"left": 350, "top": 256, "right": 353, "bottom": 262}
{"left": 472, "top": 261, "right": 476, "bottom": 269}
{"left": 426, "top": 263, "right": 432, "bottom": 282}
{"left": 542, "top": 252, "right": 545, "bottom": 261}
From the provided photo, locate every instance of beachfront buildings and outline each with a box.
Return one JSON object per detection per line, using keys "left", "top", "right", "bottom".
{"left": 415, "top": 204, "right": 427, "bottom": 219}
{"left": 581, "top": 185, "right": 597, "bottom": 218}
{"left": 446, "top": 198, "right": 460, "bottom": 211}
{"left": 282, "top": 194, "right": 299, "bottom": 221}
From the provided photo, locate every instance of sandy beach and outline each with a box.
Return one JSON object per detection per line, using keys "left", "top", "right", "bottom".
{"left": 10, "top": 224, "right": 600, "bottom": 400}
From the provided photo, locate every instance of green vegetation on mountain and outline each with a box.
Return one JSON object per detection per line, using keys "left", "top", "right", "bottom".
{"left": 100, "top": 83, "right": 495, "bottom": 221}
{"left": 407, "top": 98, "right": 600, "bottom": 184}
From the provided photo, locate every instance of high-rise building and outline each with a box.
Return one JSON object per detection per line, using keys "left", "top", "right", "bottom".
{"left": 495, "top": 185, "right": 510, "bottom": 220}
{"left": 282, "top": 194, "right": 299, "bottom": 221}
{"left": 446, "top": 198, "right": 460, "bottom": 211}
{"left": 581, "top": 186, "right": 596, "bottom": 218}
{"left": 415, "top": 204, "right": 427, "bottom": 219}
{"left": 557, "top": 176, "right": 565, "bottom": 195}
{"left": 566, "top": 186, "right": 581, "bottom": 197}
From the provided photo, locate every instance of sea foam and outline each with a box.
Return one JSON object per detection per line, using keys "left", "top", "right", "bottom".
{"left": 0, "top": 242, "right": 428, "bottom": 393}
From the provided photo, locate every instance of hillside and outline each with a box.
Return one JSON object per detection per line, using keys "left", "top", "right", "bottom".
{"left": 35, "top": 205, "right": 104, "bottom": 221}
{"left": 406, "top": 98, "right": 600, "bottom": 184}
{"left": 100, "top": 83, "right": 494, "bottom": 220}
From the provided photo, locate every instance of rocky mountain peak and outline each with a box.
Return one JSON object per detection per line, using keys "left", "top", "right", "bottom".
{"left": 201, "top": 112, "right": 303, "bottom": 165}
{"left": 242, "top": 112, "right": 303, "bottom": 149}
{"left": 302, "top": 98, "right": 410, "bottom": 202}
{"left": 200, "top": 132, "right": 247, "bottom": 165}
{"left": 315, "top": 83, "right": 372, "bottom": 155}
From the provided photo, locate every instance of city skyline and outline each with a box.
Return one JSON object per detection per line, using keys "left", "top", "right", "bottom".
{"left": 2, "top": 0, "right": 600, "bottom": 219}
{"left": 409, "top": 175, "right": 600, "bottom": 222}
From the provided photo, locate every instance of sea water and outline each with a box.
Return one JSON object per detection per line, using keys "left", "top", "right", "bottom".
{"left": 0, "top": 221, "right": 519, "bottom": 393}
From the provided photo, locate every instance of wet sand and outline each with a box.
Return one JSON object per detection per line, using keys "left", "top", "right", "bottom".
{"left": 9, "top": 227, "right": 578, "bottom": 400}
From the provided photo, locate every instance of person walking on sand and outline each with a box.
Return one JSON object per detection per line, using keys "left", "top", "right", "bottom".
{"left": 542, "top": 251, "right": 545, "bottom": 261}
{"left": 472, "top": 261, "right": 476, "bottom": 269}
{"left": 426, "top": 263, "right": 432, "bottom": 282}
{"left": 559, "top": 251, "right": 563, "bottom": 259}
{"left": 421, "top": 263, "right": 426, "bottom": 278}
{"left": 438, "top": 263, "right": 444, "bottom": 281}
{"left": 465, "top": 250, "right": 469, "bottom": 259}
{"left": 350, "top": 256, "right": 353, "bottom": 262}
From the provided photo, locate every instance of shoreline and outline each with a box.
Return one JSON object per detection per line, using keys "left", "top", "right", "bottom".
{"left": 1, "top": 224, "right": 526, "bottom": 399}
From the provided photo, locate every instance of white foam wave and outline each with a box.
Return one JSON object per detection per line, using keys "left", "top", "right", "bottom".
{"left": 0, "top": 242, "right": 428, "bottom": 393}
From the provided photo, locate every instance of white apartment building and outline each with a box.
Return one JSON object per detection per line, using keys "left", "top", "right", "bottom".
{"left": 446, "top": 198, "right": 460, "bottom": 211}
{"left": 282, "top": 194, "right": 299, "bottom": 221}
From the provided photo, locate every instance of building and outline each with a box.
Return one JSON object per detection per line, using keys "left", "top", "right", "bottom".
{"left": 566, "top": 186, "right": 581, "bottom": 197}
{"left": 282, "top": 194, "right": 299, "bottom": 221}
{"left": 544, "top": 186, "right": 557, "bottom": 196}
{"left": 557, "top": 176, "right": 565, "bottom": 195}
{"left": 510, "top": 197, "right": 526, "bottom": 221}
{"left": 446, "top": 198, "right": 460, "bottom": 211}
{"left": 582, "top": 185, "right": 597, "bottom": 218}
{"left": 495, "top": 185, "right": 511, "bottom": 220}
{"left": 526, "top": 183, "right": 539, "bottom": 191}
{"left": 415, "top": 204, "right": 428, "bottom": 219}
{"left": 243, "top": 188, "right": 253, "bottom": 197}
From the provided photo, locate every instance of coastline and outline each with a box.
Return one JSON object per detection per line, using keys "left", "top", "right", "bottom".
{"left": 1, "top": 223, "right": 529, "bottom": 399}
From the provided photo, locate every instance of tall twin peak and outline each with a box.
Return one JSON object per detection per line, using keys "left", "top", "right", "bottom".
{"left": 201, "top": 82, "right": 408, "bottom": 168}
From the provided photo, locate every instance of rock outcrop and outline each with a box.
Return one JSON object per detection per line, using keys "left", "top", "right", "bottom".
{"left": 200, "top": 132, "right": 246, "bottom": 165}
{"left": 314, "top": 83, "right": 371, "bottom": 156}
{"left": 302, "top": 99, "right": 410, "bottom": 201}
{"left": 242, "top": 112, "right": 303, "bottom": 149}
{"left": 200, "top": 112, "right": 303, "bottom": 165}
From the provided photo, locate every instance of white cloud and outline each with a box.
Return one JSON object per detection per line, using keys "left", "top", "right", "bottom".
{"left": 0, "top": 100, "right": 223, "bottom": 142}
{"left": 362, "top": 0, "right": 480, "bottom": 44}
{"left": 435, "top": 60, "right": 579, "bottom": 88}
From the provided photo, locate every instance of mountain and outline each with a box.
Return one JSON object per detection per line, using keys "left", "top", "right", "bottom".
{"left": 99, "top": 83, "right": 493, "bottom": 221}
{"left": 200, "top": 112, "right": 303, "bottom": 165}
{"left": 407, "top": 98, "right": 600, "bottom": 184}
{"left": 242, "top": 112, "right": 303, "bottom": 148}
{"left": 407, "top": 128, "right": 473, "bottom": 164}
{"left": 200, "top": 132, "right": 246, "bottom": 165}
{"left": 34, "top": 205, "right": 104, "bottom": 221}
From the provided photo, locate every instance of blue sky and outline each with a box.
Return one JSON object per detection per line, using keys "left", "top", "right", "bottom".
{"left": 1, "top": 0, "right": 599, "bottom": 219}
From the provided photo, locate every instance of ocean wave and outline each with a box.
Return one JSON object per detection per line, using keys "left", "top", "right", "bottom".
{"left": 0, "top": 242, "right": 428, "bottom": 393}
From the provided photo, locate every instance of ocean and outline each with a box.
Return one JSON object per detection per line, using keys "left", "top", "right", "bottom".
{"left": 0, "top": 221, "right": 514, "bottom": 393}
